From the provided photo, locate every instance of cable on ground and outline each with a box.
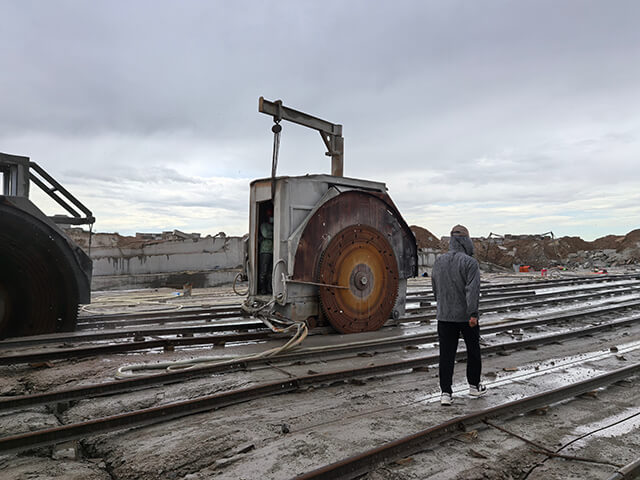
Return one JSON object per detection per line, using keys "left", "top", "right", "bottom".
{"left": 232, "top": 272, "right": 249, "bottom": 296}
{"left": 116, "top": 298, "right": 307, "bottom": 379}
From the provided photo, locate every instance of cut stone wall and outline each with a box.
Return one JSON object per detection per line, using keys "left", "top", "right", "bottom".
{"left": 68, "top": 229, "right": 439, "bottom": 290}
{"left": 84, "top": 234, "right": 245, "bottom": 291}
{"left": 417, "top": 248, "right": 442, "bottom": 277}
{"left": 91, "top": 238, "right": 436, "bottom": 290}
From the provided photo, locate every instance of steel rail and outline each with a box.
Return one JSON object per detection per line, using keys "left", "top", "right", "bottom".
{"left": 451, "top": 284, "right": 640, "bottom": 309}
{"left": 293, "top": 362, "right": 640, "bottom": 480}
{"left": 406, "top": 284, "right": 640, "bottom": 317}
{"left": 407, "top": 273, "right": 640, "bottom": 297}
{"left": 77, "top": 309, "right": 245, "bottom": 330}
{"left": 489, "top": 272, "right": 640, "bottom": 289}
{"left": 79, "top": 304, "right": 241, "bottom": 322}
{"left": 1, "top": 346, "right": 637, "bottom": 456}
{"left": 0, "top": 380, "right": 300, "bottom": 454}
{"left": 406, "top": 275, "right": 623, "bottom": 297}
{"left": 6, "top": 294, "right": 637, "bottom": 367}
{"left": 78, "top": 276, "right": 640, "bottom": 331}
{"left": 83, "top": 279, "right": 636, "bottom": 330}
{"left": 80, "top": 285, "right": 626, "bottom": 330}
{"left": 1, "top": 311, "right": 637, "bottom": 418}
{"left": 0, "top": 319, "right": 266, "bottom": 349}
{"left": 412, "top": 288, "right": 538, "bottom": 302}
{"left": 3, "top": 294, "right": 640, "bottom": 368}
{"left": 605, "top": 457, "right": 640, "bottom": 480}
{"left": 413, "top": 280, "right": 640, "bottom": 304}
{"left": 7, "top": 283, "right": 636, "bottom": 352}
{"left": 401, "top": 297, "right": 640, "bottom": 325}
{"left": 479, "top": 285, "right": 640, "bottom": 311}
{"left": 2, "top": 277, "right": 631, "bottom": 349}
{"left": 0, "top": 331, "right": 277, "bottom": 366}
{"left": 409, "top": 283, "right": 636, "bottom": 311}
{"left": 6, "top": 295, "right": 638, "bottom": 367}
{"left": 421, "top": 281, "right": 640, "bottom": 305}
{"left": 83, "top": 277, "right": 639, "bottom": 330}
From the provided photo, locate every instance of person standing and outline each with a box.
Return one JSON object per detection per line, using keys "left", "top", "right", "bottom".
{"left": 258, "top": 208, "right": 274, "bottom": 294}
{"left": 431, "top": 225, "right": 486, "bottom": 405}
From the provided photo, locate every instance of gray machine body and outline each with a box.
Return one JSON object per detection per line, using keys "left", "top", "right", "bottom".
{"left": 246, "top": 174, "right": 416, "bottom": 325}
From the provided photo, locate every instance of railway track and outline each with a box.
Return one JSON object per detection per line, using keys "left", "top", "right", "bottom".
{"left": 1, "top": 304, "right": 638, "bottom": 451}
{"left": 407, "top": 281, "right": 640, "bottom": 315}
{"left": 76, "top": 304, "right": 244, "bottom": 330}
{"left": 407, "top": 272, "right": 640, "bottom": 295}
{"left": 2, "top": 303, "right": 638, "bottom": 408}
{"left": 65, "top": 274, "right": 640, "bottom": 331}
{"left": 1, "top": 284, "right": 639, "bottom": 365}
{"left": 1, "top": 332, "right": 638, "bottom": 456}
{"left": 294, "top": 362, "right": 640, "bottom": 479}
{"left": 1, "top": 273, "right": 639, "bottom": 479}
{"left": 2, "top": 276, "right": 639, "bottom": 355}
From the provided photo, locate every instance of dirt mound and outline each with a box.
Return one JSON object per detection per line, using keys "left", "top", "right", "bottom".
{"left": 591, "top": 234, "right": 623, "bottom": 250}
{"left": 557, "top": 236, "right": 592, "bottom": 254}
{"left": 618, "top": 229, "right": 640, "bottom": 251}
{"left": 472, "top": 232, "right": 639, "bottom": 270}
{"left": 410, "top": 225, "right": 441, "bottom": 249}
{"left": 505, "top": 239, "right": 554, "bottom": 269}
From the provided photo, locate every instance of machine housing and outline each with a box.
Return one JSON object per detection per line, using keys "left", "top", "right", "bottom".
{"left": 0, "top": 152, "right": 93, "bottom": 338}
{"left": 246, "top": 173, "right": 417, "bottom": 331}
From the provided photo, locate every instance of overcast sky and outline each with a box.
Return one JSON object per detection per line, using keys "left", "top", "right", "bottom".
{"left": 1, "top": 1, "right": 639, "bottom": 240}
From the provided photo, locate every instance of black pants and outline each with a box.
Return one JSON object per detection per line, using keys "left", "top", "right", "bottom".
{"left": 259, "top": 252, "right": 273, "bottom": 294}
{"left": 437, "top": 320, "right": 481, "bottom": 394}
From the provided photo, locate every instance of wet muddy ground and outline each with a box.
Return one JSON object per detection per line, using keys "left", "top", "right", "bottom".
{"left": 1, "top": 273, "right": 639, "bottom": 479}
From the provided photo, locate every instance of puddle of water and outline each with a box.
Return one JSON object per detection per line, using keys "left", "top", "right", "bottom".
{"left": 557, "top": 407, "right": 640, "bottom": 449}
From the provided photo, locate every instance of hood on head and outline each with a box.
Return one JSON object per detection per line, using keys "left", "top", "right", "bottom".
{"left": 449, "top": 235, "right": 474, "bottom": 256}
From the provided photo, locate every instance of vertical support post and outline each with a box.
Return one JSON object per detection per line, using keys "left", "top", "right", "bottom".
{"left": 331, "top": 135, "right": 344, "bottom": 177}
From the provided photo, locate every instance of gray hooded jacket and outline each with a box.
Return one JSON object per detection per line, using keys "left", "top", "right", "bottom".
{"left": 431, "top": 235, "right": 480, "bottom": 323}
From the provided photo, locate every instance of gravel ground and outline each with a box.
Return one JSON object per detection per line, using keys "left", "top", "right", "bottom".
{"left": 1, "top": 274, "right": 639, "bottom": 479}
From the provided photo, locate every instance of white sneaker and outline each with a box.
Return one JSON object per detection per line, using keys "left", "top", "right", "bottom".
{"left": 440, "top": 392, "right": 453, "bottom": 405}
{"left": 469, "top": 383, "right": 487, "bottom": 397}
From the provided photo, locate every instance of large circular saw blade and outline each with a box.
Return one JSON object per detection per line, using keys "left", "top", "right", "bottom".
{"left": 318, "top": 225, "right": 399, "bottom": 334}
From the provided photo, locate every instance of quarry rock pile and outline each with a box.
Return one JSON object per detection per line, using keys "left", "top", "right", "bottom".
{"left": 413, "top": 228, "right": 640, "bottom": 270}
{"left": 65, "top": 226, "right": 639, "bottom": 274}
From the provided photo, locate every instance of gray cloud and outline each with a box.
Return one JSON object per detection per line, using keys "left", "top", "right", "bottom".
{"left": 1, "top": 1, "right": 639, "bottom": 239}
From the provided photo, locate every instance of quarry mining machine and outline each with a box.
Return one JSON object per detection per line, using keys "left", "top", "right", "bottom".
{"left": 0, "top": 153, "right": 93, "bottom": 339}
{"left": 244, "top": 98, "right": 417, "bottom": 333}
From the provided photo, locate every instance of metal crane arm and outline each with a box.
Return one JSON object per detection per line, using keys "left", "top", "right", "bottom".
{"left": 258, "top": 97, "right": 344, "bottom": 177}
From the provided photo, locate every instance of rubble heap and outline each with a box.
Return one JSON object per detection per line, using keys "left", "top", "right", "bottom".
{"left": 413, "top": 228, "right": 640, "bottom": 270}
{"left": 476, "top": 229, "right": 640, "bottom": 270}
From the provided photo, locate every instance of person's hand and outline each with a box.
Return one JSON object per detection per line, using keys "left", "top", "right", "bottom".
{"left": 469, "top": 316, "right": 478, "bottom": 328}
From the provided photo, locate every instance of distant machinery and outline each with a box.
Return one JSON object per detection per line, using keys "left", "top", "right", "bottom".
{"left": 0, "top": 153, "right": 93, "bottom": 339}
{"left": 244, "top": 98, "right": 417, "bottom": 333}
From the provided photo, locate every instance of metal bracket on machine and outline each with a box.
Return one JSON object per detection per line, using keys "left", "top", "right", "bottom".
{"left": 1, "top": 153, "right": 94, "bottom": 225}
{"left": 258, "top": 97, "right": 344, "bottom": 177}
